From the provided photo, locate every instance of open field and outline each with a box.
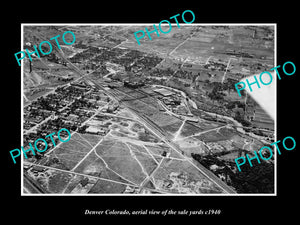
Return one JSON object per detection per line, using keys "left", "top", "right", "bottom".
{"left": 144, "top": 144, "right": 185, "bottom": 160}
{"left": 38, "top": 133, "right": 96, "bottom": 171}
{"left": 193, "top": 126, "right": 237, "bottom": 143}
{"left": 132, "top": 150, "right": 158, "bottom": 175}
{"left": 174, "top": 137, "right": 209, "bottom": 156}
{"left": 153, "top": 158, "right": 225, "bottom": 194}
{"left": 179, "top": 122, "right": 204, "bottom": 137}
{"left": 90, "top": 114, "right": 161, "bottom": 143}
{"left": 79, "top": 133, "right": 103, "bottom": 146}
{"left": 149, "top": 112, "right": 182, "bottom": 127}
{"left": 161, "top": 120, "right": 183, "bottom": 134}
{"left": 88, "top": 179, "right": 129, "bottom": 194}
{"left": 139, "top": 96, "right": 163, "bottom": 108}
{"left": 94, "top": 138, "right": 147, "bottom": 184}
{"left": 127, "top": 99, "right": 159, "bottom": 115}
{"left": 122, "top": 36, "right": 187, "bottom": 56}
{"left": 26, "top": 167, "right": 75, "bottom": 193}
{"left": 73, "top": 150, "right": 133, "bottom": 184}
{"left": 126, "top": 142, "right": 149, "bottom": 154}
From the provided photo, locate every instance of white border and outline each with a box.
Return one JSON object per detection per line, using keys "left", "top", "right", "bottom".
{"left": 21, "top": 23, "right": 277, "bottom": 196}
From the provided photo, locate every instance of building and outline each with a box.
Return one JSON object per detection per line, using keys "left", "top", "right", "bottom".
{"left": 124, "top": 80, "right": 144, "bottom": 89}
{"left": 153, "top": 88, "right": 174, "bottom": 97}
{"left": 85, "top": 126, "right": 107, "bottom": 135}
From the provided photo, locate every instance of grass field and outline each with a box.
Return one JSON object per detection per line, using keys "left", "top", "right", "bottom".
{"left": 127, "top": 99, "right": 158, "bottom": 115}
{"left": 88, "top": 179, "right": 129, "bottom": 194}
{"left": 94, "top": 139, "right": 147, "bottom": 184}
{"left": 193, "top": 127, "right": 237, "bottom": 143}
{"left": 139, "top": 97, "right": 162, "bottom": 109}
{"left": 161, "top": 120, "right": 184, "bottom": 134}
{"left": 73, "top": 150, "right": 132, "bottom": 184}
{"left": 153, "top": 158, "right": 224, "bottom": 194}
{"left": 126, "top": 142, "right": 149, "bottom": 154}
{"left": 39, "top": 133, "right": 98, "bottom": 170}
{"left": 175, "top": 137, "right": 209, "bottom": 156}
{"left": 59, "top": 133, "right": 93, "bottom": 153}
{"left": 26, "top": 167, "right": 75, "bottom": 193}
{"left": 132, "top": 150, "right": 158, "bottom": 176}
{"left": 63, "top": 174, "right": 86, "bottom": 193}
{"left": 46, "top": 170, "right": 75, "bottom": 193}
{"left": 149, "top": 112, "right": 182, "bottom": 127}
{"left": 79, "top": 133, "right": 103, "bottom": 147}
{"left": 144, "top": 144, "right": 184, "bottom": 160}
{"left": 179, "top": 122, "right": 204, "bottom": 137}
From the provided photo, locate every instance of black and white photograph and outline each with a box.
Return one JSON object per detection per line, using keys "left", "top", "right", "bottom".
{"left": 3, "top": 4, "right": 298, "bottom": 221}
{"left": 21, "top": 24, "right": 275, "bottom": 195}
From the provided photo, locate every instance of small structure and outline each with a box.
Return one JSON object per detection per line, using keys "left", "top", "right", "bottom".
{"left": 80, "top": 178, "right": 89, "bottom": 187}
{"left": 86, "top": 126, "right": 107, "bottom": 135}
{"left": 154, "top": 88, "right": 174, "bottom": 97}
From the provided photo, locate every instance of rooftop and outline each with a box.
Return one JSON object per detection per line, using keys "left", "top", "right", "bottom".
{"left": 154, "top": 88, "right": 174, "bottom": 97}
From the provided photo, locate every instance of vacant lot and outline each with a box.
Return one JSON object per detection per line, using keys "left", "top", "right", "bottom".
{"left": 79, "top": 133, "right": 103, "bottom": 147}
{"left": 94, "top": 139, "right": 147, "bottom": 184}
{"left": 162, "top": 120, "right": 184, "bottom": 134}
{"left": 39, "top": 132, "right": 97, "bottom": 170}
{"left": 126, "top": 142, "right": 149, "bottom": 154}
{"left": 27, "top": 168, "right": 75, "bottom": 193}
{"left": 153, "top": 159, "right": 224, "bottom": 194}
{"left": 126, "top": 99, "right": 158, "bottom": 116}
{"left": 73, "top": 150, "right": 132, "bottom": 184}
{"left": 49, "top": 146, "right": 87, "bottom": 170}
{"left": 179, "top": 122, "right": 204, "bottom": 137}
{"left": 139, "top": 97, "right": 162, "bottom": 109}
{"left": 194, "top": 127, "right": 237, "bottom": 143}
{"left": 144, "top": 144, "right": 184, "bottom": 160}
{"left": 59, "top": 132, "right": 93, "bottom": 153}
{"left": 88, "top": 179, "right": 129, "bottom": 194}
{"left": 175, "top": 137, "right": 209, "bottom": 156}
{"left": 149, "top": 112, "right": 182, "bottom": 127}
{"left": 132, "top": 150, "right": 158, "bottom": 176}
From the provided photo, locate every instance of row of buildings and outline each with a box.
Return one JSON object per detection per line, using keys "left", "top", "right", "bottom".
{"left": 23, "top": 81, "right": 113, "bottom": 160}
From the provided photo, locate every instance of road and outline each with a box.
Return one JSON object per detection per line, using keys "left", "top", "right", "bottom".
{"left": 25, "top": 36, "right": 236, "bottom": 194}
{"left": 24, "top": 90, "right": 90, "bottom": 135}
{"left": 168, "top": 36, "right": 191, "bottom": 56}
{"left": 221, "top": 57, "right": 238, "bottom": 83}
{"left": 24, "top": 60, "right": 104, "bottom": 107}
{"left": 112, "top": 38, "right": 129, "bottom": 49}
{"left": 127, "top": 105, "right": 236, "bottom": 193}
{"left": 84, "top": 78, "right": 236, "bottom": 193}
{"left": 88, "top": 84, "right": 236, "bottom": 194}
{"left": 178, "top": 124, "right": 229, "bottom": 140}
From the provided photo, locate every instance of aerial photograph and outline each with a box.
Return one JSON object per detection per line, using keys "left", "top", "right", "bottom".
{"left": 22, "top": 24, "right": 275, "bottom": 195}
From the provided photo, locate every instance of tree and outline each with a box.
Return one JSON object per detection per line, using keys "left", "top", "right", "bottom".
{"left": 208, "top": 86, "right": 225, "bottom": 101}
{"left": 191, "top": 152, "right": 274, "bottom": 193}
